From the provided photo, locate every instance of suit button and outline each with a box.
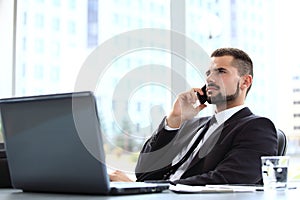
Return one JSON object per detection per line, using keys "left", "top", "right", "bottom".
{"left": 163, "top": 173, "right": 169, "bottom": 179}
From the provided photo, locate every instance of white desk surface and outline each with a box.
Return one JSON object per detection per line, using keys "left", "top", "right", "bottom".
{"left": 1, "top": 187, "right": 300, "bottom": 200}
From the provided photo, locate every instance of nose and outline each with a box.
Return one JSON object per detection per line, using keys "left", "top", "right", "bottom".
{"left": 206, "top": 72, "right": 215, "bottom": 84}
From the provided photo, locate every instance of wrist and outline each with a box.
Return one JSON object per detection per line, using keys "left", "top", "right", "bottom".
{"left": 166, "top": 115, "right": 181, "bottom": 128}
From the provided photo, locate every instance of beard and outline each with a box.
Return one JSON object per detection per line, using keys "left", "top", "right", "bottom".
{"left": 207, "top": 83, "right": 240, "bottom": 105}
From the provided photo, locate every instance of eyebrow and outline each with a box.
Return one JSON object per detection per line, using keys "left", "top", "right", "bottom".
{"left": 206, "top": 67, "right": 227, "bottom": 76}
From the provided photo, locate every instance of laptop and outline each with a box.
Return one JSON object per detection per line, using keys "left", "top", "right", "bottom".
{"left": 0, "top": 91, "right": 169, "bottom": 195}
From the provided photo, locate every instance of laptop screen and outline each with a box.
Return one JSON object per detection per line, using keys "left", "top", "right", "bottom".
{"left": 0, "top": 92, "right": 111, "bottom": 194}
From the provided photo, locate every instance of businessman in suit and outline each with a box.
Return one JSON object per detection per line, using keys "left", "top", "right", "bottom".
{"left": 110, "top": 47, "right": 278, "bottom": 185}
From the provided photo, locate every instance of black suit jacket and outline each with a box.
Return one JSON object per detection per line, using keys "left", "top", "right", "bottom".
{"left": 135, "top": 107, "right": 278, "bottom": 185}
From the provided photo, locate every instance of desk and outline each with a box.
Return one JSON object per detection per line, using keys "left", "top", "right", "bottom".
{"left": 1, "top": 188, "right": 300, "bottom": 200}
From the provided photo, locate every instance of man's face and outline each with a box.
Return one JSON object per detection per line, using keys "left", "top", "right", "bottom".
{"left": 205, "top": 55, "right": 241, "bottom": 105}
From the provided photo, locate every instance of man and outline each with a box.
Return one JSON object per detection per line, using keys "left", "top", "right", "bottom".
{"left": 110, "top": 47, "right": 278, "bottom": 185}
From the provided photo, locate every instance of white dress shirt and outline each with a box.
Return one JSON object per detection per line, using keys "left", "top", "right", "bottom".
{"left": 168, "top": 105, "right": 246, "bottom": 181}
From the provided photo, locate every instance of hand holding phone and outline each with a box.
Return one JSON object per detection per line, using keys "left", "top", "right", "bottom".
{"left": 196, "top": 85, "right": 207, "bottom": 104}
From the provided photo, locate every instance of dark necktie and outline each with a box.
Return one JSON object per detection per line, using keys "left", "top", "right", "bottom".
{"left": 163, "top": 116, "right": 216, "bottom": 179}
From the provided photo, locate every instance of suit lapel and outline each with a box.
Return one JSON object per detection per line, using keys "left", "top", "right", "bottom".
{"left": 172, "top": 117, "right": 212, "bottom": 164}
{"left": 185, "top": 107, "right": 254, "bottom": 170}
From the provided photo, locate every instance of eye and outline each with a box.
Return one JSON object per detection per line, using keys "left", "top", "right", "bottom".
{"left": 205, "top": 71, "right": 210, "bottom": 76}
{"left": 217, "top": 68, "right": 226, "bottom": 74}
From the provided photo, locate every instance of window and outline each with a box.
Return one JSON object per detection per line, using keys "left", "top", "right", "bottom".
{"left": 52, "top": 17, "right": 60, "bottom": 31}
{"left": 22, "top": 12, "right": 27, "bottom": 25}
{"left": 68, "top": 20, "right": 76, "bottom": 34}
{"left": 294, "top": 114, "right": 300, "bottom": 118}
{"left": 35, "top": 38, "right": 44, "bottom": 53}
{"left": 52, "top": 0, "right": 60, "bottom": 7}
{"left": 136, "top": 102, "right": 141, "bottom": 112}
{"left": 294, "top": 88, "right": 300, "bottom": 93}
{"left": 35, "top": 14, "right": 44, "bottom": 29}
{"left": 34, "top": 64, "right": 44, "bottom": 80}
{"left": 50, "top": 65, "right": 60, "bottom": 81}
{"left": 22, "top": 37, "right": 26, "bottom": 50}
{"left": 87, "top": 0, "right": 98, "bottom": 48}
{"left": 51, "top": 42, "right": 60, "bottom": 57}
{"left": 68, "top": 0, "right": 76, "bottom": 9}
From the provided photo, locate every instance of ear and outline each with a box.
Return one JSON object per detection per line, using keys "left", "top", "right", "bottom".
{"left": 240, "top": 75, "right": 253, "bottom": 90}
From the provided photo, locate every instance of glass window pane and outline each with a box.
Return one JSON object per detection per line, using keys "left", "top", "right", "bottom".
{"left": 15, "top": 0, "right": 171, "bottom": 174}
{"left": 11, "top": 0, "right": 300, "bottom": 180}
{"left": 185, "top": 0, "right": 300, "bottom": 179}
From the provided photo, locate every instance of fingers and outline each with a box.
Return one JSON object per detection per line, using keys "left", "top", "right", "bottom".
{"left": 187, "top": 89, "right": 208, "bottom": 110}
{"left": 193, "top": 87, "right": 205, "bottom": 96}
{"left": 195, "top": 103, "right": 207, "bottom": 111}
{"left": 167, "top": 88, "right": 208, "bottom": 127}
{"left": 179, "top": 89, "right": 198, "bottom": 104}
{"left": 109, "top": 170, "right": 134, "bottom": 182}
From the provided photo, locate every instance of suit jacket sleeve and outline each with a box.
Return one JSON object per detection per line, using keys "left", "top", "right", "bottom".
{"left": 135, "top": 117, "right": 208, "bottom": 181}
{"left": 135, "top": 117, "right": 180, "bottom": 181}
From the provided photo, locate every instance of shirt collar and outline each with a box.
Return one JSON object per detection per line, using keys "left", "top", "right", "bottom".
{"left": 214, "top": 105, "right": 246, "bottom": 125}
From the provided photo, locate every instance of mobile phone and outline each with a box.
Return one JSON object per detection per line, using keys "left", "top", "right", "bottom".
{"left": 196, "top": 85, "right": 207, "bottom": 104}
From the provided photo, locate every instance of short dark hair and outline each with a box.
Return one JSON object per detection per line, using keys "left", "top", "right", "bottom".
{"left": 211, "top": 47, "right": 253, "bottom": 94}
{"left": 211, "top": 48, "right": 253, "bottom": 76}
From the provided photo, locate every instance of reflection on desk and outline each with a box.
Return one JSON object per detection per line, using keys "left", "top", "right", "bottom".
{"left": 1, "top": 187, "right": 300, "bottom": 200}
